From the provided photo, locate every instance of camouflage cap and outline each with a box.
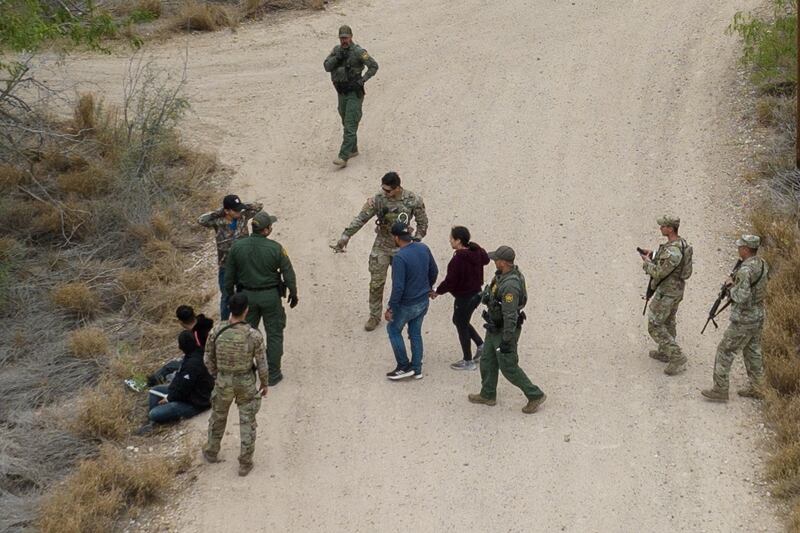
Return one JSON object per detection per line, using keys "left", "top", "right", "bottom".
{"left": 488, "top": 245, "right": 515, "bottom": 262}
{"left": 251, "top": 211, "right": 277, "bottom": 231}
{"left": 735, "top": 234, "right": 761, "bottom": 249}
{"left": 656, "top": 215, "right": 680, "bottom": 229}
{"left": 338, "top": 25, "right": 353, "bottom": 37}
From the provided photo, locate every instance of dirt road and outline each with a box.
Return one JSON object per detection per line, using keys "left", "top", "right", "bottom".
{"left": 61, "top": 0, "right": 781, "bottom": 531}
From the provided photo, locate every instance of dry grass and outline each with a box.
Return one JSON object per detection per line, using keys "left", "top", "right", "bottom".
{"left": 173, "top": 1, "right": 237, "bottom": 32}
{"left": 56, "top": 164, "right": 112, "bottom": 196}
{"left": 51, "top": 282, "right": 99, "bottom": 316}
{"left": 68, "top": 328, "right": 110, "bottom": 359}
{"left": 38, "top": 445, "right": 174, "bottom": 533}
{"left": 76, "top": 382, "right": 137, "bottom": 441}
{"left": 240, "top": 0, "right": 324, "bottom": 18}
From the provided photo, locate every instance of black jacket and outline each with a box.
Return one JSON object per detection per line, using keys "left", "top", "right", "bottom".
{"left": 167, "top": 331, "right": 214, "bottom": 408}
{"left": 192, "top": 314, "right": 214, "bottom": 350}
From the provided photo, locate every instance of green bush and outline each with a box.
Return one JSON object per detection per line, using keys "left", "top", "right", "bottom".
{"left": 728, "top": 0, "right": 797, "bottom": 89}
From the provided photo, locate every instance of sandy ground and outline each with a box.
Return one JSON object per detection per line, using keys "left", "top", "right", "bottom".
{"left": 55, "top": 0, "right": 784, "bottom": 531}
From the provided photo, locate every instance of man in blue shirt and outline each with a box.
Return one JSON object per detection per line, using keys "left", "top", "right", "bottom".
{"left": 385, "top": 222, "right": 438, "bottom": 380}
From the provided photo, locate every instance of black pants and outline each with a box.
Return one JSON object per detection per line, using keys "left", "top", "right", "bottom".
{"left": 453, "top": 293, "right": 483, "bottom": 360}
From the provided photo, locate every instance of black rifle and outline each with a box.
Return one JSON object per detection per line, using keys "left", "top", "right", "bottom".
{"left": 637, "top": 247, "right": 655, "bottom": 315}
{"left": 701, "top": 259, "right": 743, "bottom": 334}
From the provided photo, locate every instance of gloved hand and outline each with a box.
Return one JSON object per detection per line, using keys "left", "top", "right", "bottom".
{"left": 330, "top": 233, "right": 349, "bottom": 253}
{"left": 499, "top": 340, "right": 513, "bottom": 353}
{"left": 288, "top": 294, "right": 299, "bottom": 308}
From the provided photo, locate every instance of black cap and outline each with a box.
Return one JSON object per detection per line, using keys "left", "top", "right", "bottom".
{"left": 223, "top": 194, "right": 246, "bottom": 212}
{"left": 390, "top": 222, "right": 412, "bottom": 241}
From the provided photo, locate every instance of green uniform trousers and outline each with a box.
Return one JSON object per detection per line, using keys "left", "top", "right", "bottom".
{"left": 244, "top": 288, "right": 286, "bottom": 380}
{"left": 713, "top": 320, "right": 764, "bottom": 390}
{"left": 204, "top": 372, "right": 261, "bottom": 466}
{"left": 480, "top": 329, "right": 545, "bottom": 401}
{"left": 368, "top": 244, "right": 393, "bottom": 320}
{"left": 647, "top": 292, "right": 683, "bottom": 361}
{"left": 337, "top": 91, "right": 363, "bottom": 160}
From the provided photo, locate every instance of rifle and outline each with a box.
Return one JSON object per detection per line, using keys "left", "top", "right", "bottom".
{"left": 701, "top": 259, "right": 743, "bottom": 334}
{"left": 637, "top": 247, "right": 655, "bottom": 315}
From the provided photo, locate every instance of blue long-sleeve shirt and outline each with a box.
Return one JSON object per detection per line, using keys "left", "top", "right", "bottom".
{"left": 388, "top": 242, "right": 439, "bottom": 310}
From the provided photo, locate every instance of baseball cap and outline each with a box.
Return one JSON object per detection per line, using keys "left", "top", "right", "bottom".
{"left": 488, "top": 245, "right": 515, "bottom": 262}
{"left": 390, "top": 221, "right": 412, "bottom": 240}
{"left": 656, "top": 215, "right": 680, "bottom": 229}
{"left": 252, "top": 211, "right": 278, "bottom": 231}
{"left": 339, "top": 25, "right": 353, "bottom": 37}
{"left": 735, "top": 234, "right": 761, "bottom": 249}
{"left": 223, "top": 194, "right": 246, "bottom": 212}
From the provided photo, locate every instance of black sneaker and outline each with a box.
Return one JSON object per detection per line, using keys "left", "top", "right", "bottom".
{"left": 413, "top": 371, "right": 423, "bottom": 380}
{"left": 387, "top": 367, "right": 414, "bottom": 380}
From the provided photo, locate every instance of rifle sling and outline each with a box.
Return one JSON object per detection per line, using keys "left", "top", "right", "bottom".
{"left": 648, "top": 239, "right": 687, "bottom": 295}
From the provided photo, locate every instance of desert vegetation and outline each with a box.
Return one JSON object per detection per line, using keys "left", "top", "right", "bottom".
{"left": 729, "top": 1, "right": 800, "bottom": 529}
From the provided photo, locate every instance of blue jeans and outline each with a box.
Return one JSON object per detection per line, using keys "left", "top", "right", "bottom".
{"left": 386, "top": 300, "right": 429, "bottom": 374}
{"left": 219, "top": 267, "right": 230, "bottom": 320}
{"left": 148, "top": 385, "right": 203, "bottom": 424}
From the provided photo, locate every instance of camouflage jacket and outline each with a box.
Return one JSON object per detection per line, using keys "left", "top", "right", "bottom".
{"left": 342, "top": 189, "right": 428, "bottom": 251}
{"left": 730, "top": 256, "right": 768, "bottom": 324}
{"left": 481, "top": 266, "right": 527, "bottom": 342}
{"left": 204, "top": 321, "right": 267, "bottom": 385}
{"left": 198, "top": 202, "right": 263, "bottom": 267}
{"left": 323, "top": 43, "right": 379, "bottom": 90}
{"left": 643, "top": 237, "right": 692, "bottom": 298}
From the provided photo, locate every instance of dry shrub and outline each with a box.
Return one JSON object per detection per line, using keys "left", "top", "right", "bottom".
{"left": 31, "top": 203, "right": 64, "bottom": 236}
{"left": 38, "top": 445, "right": 173, "bottom": 533}
{"left": 150, "top": 213, "right": 172, "bottom": 240}
{"left": 173, "top": 1, "right": 237, "bottom": 32}
{"left": 0, "top": 237, "right": 21, "bottom": 260}
{"left": 43, "top": 151, "right": 88, "bottom": 174}
{"left": 117, "top": 269, "right": 149, "bottom": 294}
{"left": 242, "top": 0, "right": 324, "bottom": 17}
{"left": 0, "top": 164, "right": 26, "bottom": 191}
{"left": 137, "top": 0, "right": 162, "bottom": 18}
{"left": 76, "top": 382, "right": 137, "bottom": 441}
{"left": 51, "top": 282, "right": 99, "bottom": 316}
{"left": 68, "top": 328, "right": 110, "bottom": 359}
{"left": 73, "top": 93, "right": 96, "bottom": 133}
{"left": 56, "top": 164, "right": 112, "bottom": 196}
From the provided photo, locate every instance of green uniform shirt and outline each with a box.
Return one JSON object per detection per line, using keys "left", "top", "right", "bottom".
{"left": 324, "top": 43, "right": 379, "bottom": 87}
{"left": 730, "top": 256, "right": 768, "bottom": 324}
{"left": 224, "top": 234, "right": 297, "bottom": 297}
{"left": 482, "top": 266, "right": 528, "bottom": 342}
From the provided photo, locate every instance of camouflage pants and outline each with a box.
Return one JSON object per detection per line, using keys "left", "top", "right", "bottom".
{"left": 713, "top": 320, "right": 764, "bottom": 390}
{"left": 368, "top": 243, "right": 395, "bottom": 319}
{"left": 204, "top": 372, "right": 261, "bottom": 466}
{"left": 647, "top": 292, "right": 683, "bottom": 361}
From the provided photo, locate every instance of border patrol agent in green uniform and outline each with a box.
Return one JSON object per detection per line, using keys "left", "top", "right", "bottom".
{"left": 224, "top": 211, "right": 298, "bottom": 386}
{"left": 702, "top": 235, "right": 769, "bottom": 402}
{"left": 203, "top": 293, "right": 267, "bottom": 477}
{"left": 323, "top": 24, "right": 379, "bottom": 167}
{"left": 468, "top": 246, "right": 547, "bottom": 414}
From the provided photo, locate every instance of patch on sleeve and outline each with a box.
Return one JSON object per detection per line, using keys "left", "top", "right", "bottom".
{"left": 361, "top": 51, "right": 370, "bottom": 61}
{"left": 282, "top": 247, "right": 289, "bottom": 257}
{"left": 504, "top": 293, "right": 514, "bottom": 303}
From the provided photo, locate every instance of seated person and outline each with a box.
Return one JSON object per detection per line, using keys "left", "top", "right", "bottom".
{"left": 145, "top": 330, "right": 215, "bottom": 427}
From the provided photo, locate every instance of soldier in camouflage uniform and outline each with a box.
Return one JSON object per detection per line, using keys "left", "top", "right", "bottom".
{"left": 330, "top": 172, "right": 428, "bottom": 331}
{"left": 702, "top": 235, "right": 769, "bottom": 402}
{"left": 468, "top": 246, "right": 547, "bottom": 414}
{"left": 225, "top": 211, "right": 298, "bottom": 386}
{"left": 198, "top": 194, "right": 263, "bottom": 320}
{"left": 639, "top": 215, "right": 693, "bottom": 376}
{"left": 203, "top": 293, "right": 268, "bottom": 477}
{"left": 323, "top": 24, "right": 379, "bottom": 167}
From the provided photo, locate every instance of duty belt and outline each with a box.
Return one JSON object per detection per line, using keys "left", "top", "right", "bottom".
{"left": 241, "top": 286, "right": 277, "bottom": 291}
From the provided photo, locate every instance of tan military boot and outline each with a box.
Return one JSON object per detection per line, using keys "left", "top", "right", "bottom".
{"left": 349, "top": 150, "right": 359, "bottom": 158}
{"left": 522, "top": 393, "right": 547, "bottom": 414}
{"left": 701, "top": 386, "right": 729, "bottom": 402}
{"left": 664, "top": 356, "right": 687, "bottom": 376}
{"left": 467, "top": 393, "right": 496, "bottom": 406}
{"left": 649, "top": 350, "right": 669, "bottom": 363}
{"left": 238, "top": 463, "right": 253, "bottom": 477}
{"left": 333, "top": 157, "right": 347, "bottom": 167}
{"left": 364, "top": 316, "right": 381, "bottom": 331}
{"left": 737, "top": 385, "right": 764, "bottom": 399}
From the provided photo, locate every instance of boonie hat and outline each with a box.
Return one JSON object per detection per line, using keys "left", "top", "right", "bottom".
{"left": 656, "top": 215, "right": 680, "bottom": 229}
{"left": 223, "top": 194, "right": 246, "bottom": 212}
{"left": 339, "top": 25, "right": 353, "bottom": 37}
{"left": 488, "top": 245, "right": 516, "bottom": 262}
{"left": 735, "top": 234, "right": 761, "bottom": 249}
{"left": 252, "top": 211, "right": 277, "bottom": 231}
{"left": 390, "top": 221, "right": 411, "bottom": 239}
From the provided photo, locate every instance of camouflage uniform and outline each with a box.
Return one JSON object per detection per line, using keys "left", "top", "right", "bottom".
{"left": 323, "top": 27, "right": 379, "bottom": 162}
{"left": 203, "top": 321, "right": 267, "bottom": 468}
{"left": 341, "top": 189, "right": 428, "bottom": 321}
{"left": 478, "top": 265, "right": 545, "bottom": 402}
{"left": 712, "top": 255, "right": 769, "bottom": 390}
{"left": 643, "top": 236, "right": 692, "bottom": 371}
{"left": 198, "top": 202, "right": 263, "bottom": 319}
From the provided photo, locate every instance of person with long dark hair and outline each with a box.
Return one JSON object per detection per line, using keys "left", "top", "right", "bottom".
{"left": 431, "top": 226, "right": 490, "bottom": 370}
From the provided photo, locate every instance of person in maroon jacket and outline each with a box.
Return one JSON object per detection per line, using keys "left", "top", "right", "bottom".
{"left": 431, "top": 226, "right": 490, "bottom": 370}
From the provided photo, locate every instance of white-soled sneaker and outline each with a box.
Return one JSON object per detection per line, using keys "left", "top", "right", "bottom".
{"left": 413, "top": 371, "right": 423, "bottom": 380}
{"left": 387, "top": 368, "right": 414, "bottom": 381}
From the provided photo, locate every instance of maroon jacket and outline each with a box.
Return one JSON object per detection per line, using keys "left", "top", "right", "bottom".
{"left": 435, "top": 244, "right": 490, "bottom": 298}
